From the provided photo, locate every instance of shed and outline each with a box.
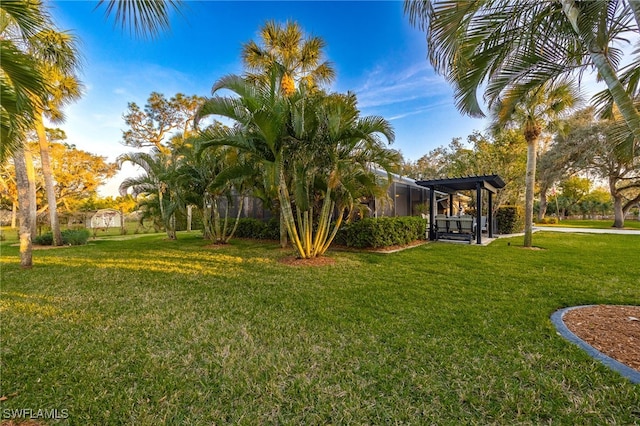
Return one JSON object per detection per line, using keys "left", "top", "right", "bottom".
{"left": 87, "top": 208, "right": 122, "bottom": 229}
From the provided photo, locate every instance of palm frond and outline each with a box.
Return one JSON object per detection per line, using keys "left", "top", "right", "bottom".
{"left": 95, "top": 0, "right": 182, "bottom": 39}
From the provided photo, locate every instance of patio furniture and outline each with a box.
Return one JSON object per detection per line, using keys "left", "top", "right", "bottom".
{"left": 435, "top": 215, "right": 449, "bottom": 239}
{"left": 417, "top": 175, "right": 506, "bottom": 244}
{"left": 457, "top": 216, "right": 475, "bottom": 243}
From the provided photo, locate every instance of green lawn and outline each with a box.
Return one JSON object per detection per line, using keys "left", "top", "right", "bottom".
{"left": 1, "top": 233, "right": 639, "bottom": 424}
{"left": 0, "top": 221, "right": 163, "bottom": 243}
{"left": 537, "top": 218, "right": 640, "bottom": 230}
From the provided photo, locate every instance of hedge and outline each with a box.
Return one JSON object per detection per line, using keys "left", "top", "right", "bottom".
{"left": 226, "top": 216, "right": 427, "bottom": 249}
{"left": 535, "top": 216, "right": 559, "bottom": 224}
{"left": 496, "top": 206, "right": 524, "bottom": 234}
{"left": 334, "top": 216, "right": 427, "bottom": 249}
{"left": 33, "top": 229, "right": 91, "bottom": 246}
{"left": 231, "top": 218, "right": 280, "bottom": 240}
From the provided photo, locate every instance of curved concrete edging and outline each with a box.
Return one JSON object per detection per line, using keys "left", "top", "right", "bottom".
{"left": 551, "top": 306, "right": 640, "bottom": 384}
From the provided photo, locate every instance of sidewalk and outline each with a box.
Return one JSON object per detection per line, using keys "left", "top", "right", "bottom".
{"left": 533, "top": 226, "right": 640, "bottom": 235}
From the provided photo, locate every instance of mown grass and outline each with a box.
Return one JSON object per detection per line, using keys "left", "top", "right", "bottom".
{"left": 0, "top": 221, "right": 163, "bottom": 244}
{"left": 1, "top": 233, "right": 639, "bottom": 424}
{"left": 537, "top": 219, "right": 640, "bottom": 230}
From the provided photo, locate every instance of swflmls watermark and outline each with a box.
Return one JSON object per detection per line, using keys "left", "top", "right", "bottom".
{"left": 2, "top": 408, "right": 69, "bottom": 420}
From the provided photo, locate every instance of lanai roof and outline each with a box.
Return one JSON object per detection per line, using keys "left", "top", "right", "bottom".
{"left": 415, "top": 175, "right": 506, "bottom": 194}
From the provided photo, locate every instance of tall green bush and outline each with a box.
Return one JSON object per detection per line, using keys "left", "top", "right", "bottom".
{"left": 496, "top": 206, "right": 524, "bottom": 234}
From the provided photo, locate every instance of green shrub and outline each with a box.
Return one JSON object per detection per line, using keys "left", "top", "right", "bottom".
{"left": 33, "top": 229, "right": 91, "bottom": 246}
{"left": 535, "top": 217, "right": 559, "bottom": 224}
{"left": 234, "top": 218, "right": 266, "bottom": 239}
{"left": 496, "top": 206, "right": 524, "bottom": 234}
{"left": 232, "top": 218, "right": 280, "bottom": 240}
{"left": 335, "top": 216, "right": 427, "bottom": 248}
{"left": 261, "top": 218, "right": 280, "bottom": 240}
{"left": 33, "top": 232, "right": 54, "bottom": 245}
{"left": 62, "top": 229, "right": 90, "bottom": 245}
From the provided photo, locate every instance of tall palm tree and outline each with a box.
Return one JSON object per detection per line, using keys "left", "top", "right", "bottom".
{"left": 490, "top": 80, "right": 580, "bottom": 247}
{"left": 197, "top": 71, "right": 399, "bottom": 258}
{"left": 29, "top": 28, "right": 82, "bottom": 246}
{"left": 240, "top": 20, "right": 336, "bottom": 245}
{"left": 404, "top": 0, "right": 640, "bottom": 150}
{"left": 242, "top": 20, "right": 335, "bottom": 96}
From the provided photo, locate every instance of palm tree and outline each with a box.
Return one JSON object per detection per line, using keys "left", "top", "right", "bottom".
{"left": 197, "top": 70, "right": 290, "bottom": 244}
{"left": 241, "top": 20, "right": 335, "bottom": 96}
{"left": 29, "top": 28, "right": 82, "bottom": 246}
{"left": 1, "top": 1, "right": 50, "bottom": 162}
{"left": 118, "top": 149, "right": 179, "bottom": 239}
{"left": 197, "top": 70, "right": 399, "bottom": 258}
{"left": 490, "top": 80, "right": 580, "bottom": 247}
{"left": 173, "top": 133, "right": 258, "bottom": 243}
{"left": 240, "top": 20, "right": 336, "bottom": 246}
{"left": 3, "top": 0, "right": 181, "bottom": 267}
{"left": 281, "top": 90, "right": 399, "bottom": 257}
{"left": 2, "top": 7, "right": 80, "bottom": 258}
{"left": 404, "top": 0, "right": 640, "bottom": 150}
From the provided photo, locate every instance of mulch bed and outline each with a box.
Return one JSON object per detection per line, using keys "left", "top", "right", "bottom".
{"left": 563, "top": 305, "right": 640, "bottom": 372}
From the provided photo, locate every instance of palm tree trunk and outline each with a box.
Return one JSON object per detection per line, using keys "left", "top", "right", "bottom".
{"left": 120, "top": 208, "right": 125, "bottom": 235}
{"left": 11, "top": 201, "right": 17, "bottom": 228}
{"left": 186, "top": 204, "right": 192, "bottom": 232}
{"left": 169, "top": 213, "right": 176, "bottom": 239}
{"left": 279, "top": 181, "right": 305, "bottom": 256}
{"left": 523, "top": 139, "right": 537, "bottom": 247}
{"left": 278, "top": 165, "right": 305, "bottom": 257}
{"left": 13, "top": 148, "right": 33, "bottom": 268}
{"left": 202, "top": 194, "right": 213, "bottom": 240}
{"left": 224, "top": 196, "right": 244, "bottom": 243}
{"left": 213, "top": 198, "right": 221, "bottom": 243}
{"left": 279, "top": 209, "right": 288, "bottom": 248}
{"left": 561, "top": 0, "right": 640, "bottom": 145}
{"left": 158, "top": 186, "right": 174, "bottom": 239}
{"left": 35, "top": 116, "right": 63, "bottom": 245}
{"left": 24, "top": 146, "right": 37, "bottom": 237}
{"left": 221, "top": 200, "right": 230, "bottom": 242}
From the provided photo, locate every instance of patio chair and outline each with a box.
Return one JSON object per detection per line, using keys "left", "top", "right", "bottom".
{"left": 458, "top": 216, "right": 474, "bottom": 243}
{"left": 435, "top": 214, "right": 449, "bottom": 239}
{"left": 480, "top": 216, "right": 487, "bottom": 233}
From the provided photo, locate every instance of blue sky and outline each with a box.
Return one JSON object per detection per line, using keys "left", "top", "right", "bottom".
{"left": 50, "top": 1, "right": 491, "bottom": 196}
